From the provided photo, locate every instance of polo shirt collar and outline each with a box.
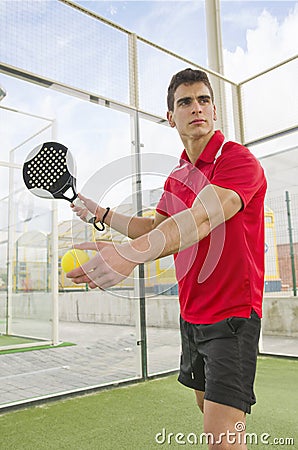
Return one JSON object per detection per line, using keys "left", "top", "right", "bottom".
{"left": 180, "top": 130, "right": 225, "bottom": 167}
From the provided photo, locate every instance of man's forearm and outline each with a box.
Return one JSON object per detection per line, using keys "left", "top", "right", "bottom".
{"left": 120, "top": 184, "right": 241, "bottom": 265}
{"left": 97, "top": 207, "right": 155, "bottom": 239}
{"left": 121, "top": 204, "right": 210, "bottom": 264}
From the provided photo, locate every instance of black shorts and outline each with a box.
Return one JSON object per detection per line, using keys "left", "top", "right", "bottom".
{"left": 178, "top": 310, "right": 261, "bottom": 414}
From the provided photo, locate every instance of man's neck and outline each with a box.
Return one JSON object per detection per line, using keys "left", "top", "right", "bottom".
{"left": 184, "top": 131, "right": 215, "bottom": 164}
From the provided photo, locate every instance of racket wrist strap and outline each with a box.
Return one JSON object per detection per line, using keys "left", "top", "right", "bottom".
{"left": 94, "top": 207, "right": 110, "bottom": 232}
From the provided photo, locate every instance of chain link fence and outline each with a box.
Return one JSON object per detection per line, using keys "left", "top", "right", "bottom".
{"left": 265, "top": 191, "right": 298, "bottom": 296}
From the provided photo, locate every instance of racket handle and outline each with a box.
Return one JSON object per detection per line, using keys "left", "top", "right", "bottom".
{"left": 73, "top": 197, "right": 96, "bottom": 224}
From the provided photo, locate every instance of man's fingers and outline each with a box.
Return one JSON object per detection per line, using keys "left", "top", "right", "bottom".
{"left": 77, "top": 193, "right": 98, "bottom": 215}
{"left": 87, "top": 272, "right": 123, "bottom": 290}
{"left": 73, "top": 241, "right": 111, "bottom": 252}
{"left": 66, "top": 242, "right": 134, "bottom": 290}
{"left": 71, "top": 273, "right": 91, "bottom": 284}
{"left": 66, "top": 252, "right": 97, "bottom": 278}
{"left": 66, "top": 250, "right": 107, "bottom": 278}
{"left": 73, "top": 242, "right": 98, "bottom": 251}
{"left": 78, "top": 193, "right": 88, "bottom": 203}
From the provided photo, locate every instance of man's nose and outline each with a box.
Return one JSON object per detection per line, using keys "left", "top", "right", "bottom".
{"left": 191, "top": 100, "right": 202, "bottom": 114}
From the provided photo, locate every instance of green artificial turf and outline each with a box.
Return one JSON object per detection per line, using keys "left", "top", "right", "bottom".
{"left": 0, "top": 357, "right": 297, "bottom": 449}
{"left": 0, "top": 334, "right": 75, "bottom": 355}
{"left": 0, "top": 335, "right": 41, "bottom": 347}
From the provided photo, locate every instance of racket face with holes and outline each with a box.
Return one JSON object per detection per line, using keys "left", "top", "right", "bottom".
{"left": 23, "top": 142, "right": 78, "bottom": 203}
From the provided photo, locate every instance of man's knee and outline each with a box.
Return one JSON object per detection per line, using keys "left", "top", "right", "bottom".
{"left": 194, "top": 390, "right": 204, "bottom": 413}
{"left": 203, "top": 400, "right": 247, "bottom": 449}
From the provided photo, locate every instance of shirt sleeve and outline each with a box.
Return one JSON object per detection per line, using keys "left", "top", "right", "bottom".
{"left": 210, "top": 142, "right": 266, "bottom": 208}
{"left": 155, "top": 180, "right": 170, "bottom": 217}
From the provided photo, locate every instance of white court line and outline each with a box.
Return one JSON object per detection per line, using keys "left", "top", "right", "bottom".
{"left": 0, "top": 366, "right": 70, "bottom": 380}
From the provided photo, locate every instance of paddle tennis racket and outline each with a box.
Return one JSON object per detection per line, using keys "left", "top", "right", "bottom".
{"left": 23, "top": 141, "right": 103, "bottom": 230}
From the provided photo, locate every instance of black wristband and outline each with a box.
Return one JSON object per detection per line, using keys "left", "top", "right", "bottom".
{"left": 93, "top": 207, "right": 110, "bottom": 232}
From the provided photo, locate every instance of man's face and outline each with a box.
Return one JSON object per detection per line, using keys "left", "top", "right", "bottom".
{"left": 167, "top": 82, "right": 217, "bottom": 142}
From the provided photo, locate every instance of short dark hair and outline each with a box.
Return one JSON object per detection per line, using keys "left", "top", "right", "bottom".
{"left": 167, "top": 68, "right": 214, "bottom": 111}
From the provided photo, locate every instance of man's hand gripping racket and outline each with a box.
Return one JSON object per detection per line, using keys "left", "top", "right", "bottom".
{"left": 22, "top": 142, "right": 105, "bottom": 231}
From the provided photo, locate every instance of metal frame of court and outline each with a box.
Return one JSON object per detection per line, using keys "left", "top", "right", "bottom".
{"left": 0, "top": 0, "right": 297, "bottom": 381}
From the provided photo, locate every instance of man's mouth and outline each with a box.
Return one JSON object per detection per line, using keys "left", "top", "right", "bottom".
{"left": 190, "top": 119, "right": 206, "bottom": 125}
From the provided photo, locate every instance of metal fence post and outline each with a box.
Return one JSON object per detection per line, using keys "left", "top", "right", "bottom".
{"left": 128, "top": 33, "right": 148, "bottom": 380}
{"left": 285, "top": 191, "right": 297, "bottom": 296}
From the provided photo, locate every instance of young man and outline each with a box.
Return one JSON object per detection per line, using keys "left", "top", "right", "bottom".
{"left": 69, "top": 68, "right": 267, "bottom": 449}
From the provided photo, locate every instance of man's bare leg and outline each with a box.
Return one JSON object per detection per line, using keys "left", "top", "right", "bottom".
{"left": 195, "top": 391, "right": 247, "bottom": 449}
{"left": 204, "top": 400, "right": 247, "bottom": 449}
{"left": 195, "top": 389, "right": 205, "bottom": 413}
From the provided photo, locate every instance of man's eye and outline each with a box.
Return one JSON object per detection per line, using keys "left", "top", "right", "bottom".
{"left": 199, "top": 97, "right": 210, "bottom": 104}
{"left": 179, "top": 99, "right": 191, "bottom": 106}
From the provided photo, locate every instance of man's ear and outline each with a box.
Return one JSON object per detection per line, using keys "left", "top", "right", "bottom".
{"left": 213, "top": 104, "right": 217, "bottom": 121}
{"left": 167, "top": 111, "right": 176, "bottom": 128}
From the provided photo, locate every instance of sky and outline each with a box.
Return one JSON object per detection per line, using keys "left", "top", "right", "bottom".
{"left": 74, "top": 0, "right": 297, "bottom": 78}
{"left": 1, "top": 1, "right": 297, "bottom": 144}
{"left": 1, "top": 1, "right": 297, "bottom": 131}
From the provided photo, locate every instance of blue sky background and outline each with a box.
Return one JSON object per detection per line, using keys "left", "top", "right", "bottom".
{"left": 75, "top": 1, "right": 297, "bottom": 68}
{"left": 1, "top": 0, "right": 297, "bottom": 163}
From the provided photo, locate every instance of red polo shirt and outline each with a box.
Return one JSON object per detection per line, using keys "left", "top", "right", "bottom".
{"left": 156, "top": 130, "right": 267, "bottom": 324}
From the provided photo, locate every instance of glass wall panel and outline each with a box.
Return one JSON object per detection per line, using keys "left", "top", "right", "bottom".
{"left": 0, "top": 167, "right": 8, "bottom": 335}
{"left": 241, "top": 59, "right": 298, "bottom": 144}
{"left": 139, "top": 119, "right": 181, "bottom": 375}
{"left": 258, "top": 143, "right": 298, "bottom": 357}
{"left": 0, "top": 0, "right": 130, "bottom": 104}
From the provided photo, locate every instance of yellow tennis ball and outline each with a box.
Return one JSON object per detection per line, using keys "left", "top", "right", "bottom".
{"left": 61, "top": 249, "right": 89, "bottom": 273}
